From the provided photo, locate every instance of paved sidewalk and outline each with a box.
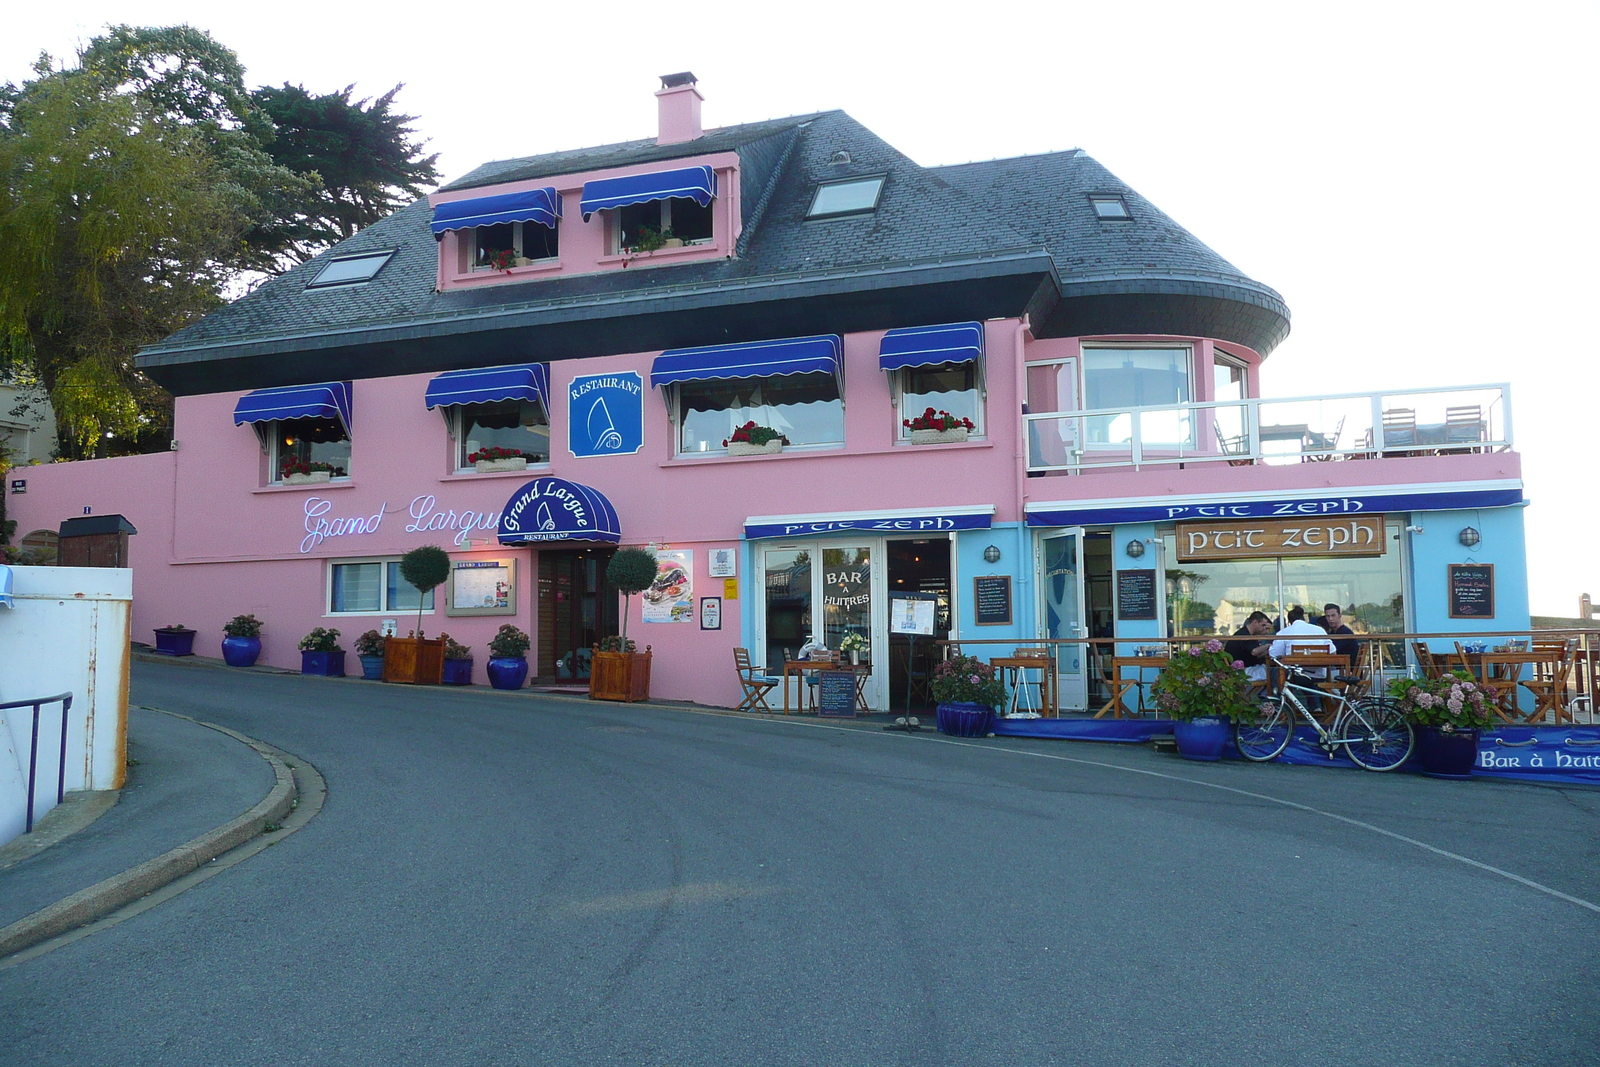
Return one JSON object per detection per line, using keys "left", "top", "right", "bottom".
{"left": 0, "top": 706, "right": 273, "bottom": 929}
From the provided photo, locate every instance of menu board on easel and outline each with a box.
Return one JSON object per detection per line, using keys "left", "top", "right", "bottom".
{"left": 1448, "top": 563, "right": 1495, "bottom": 619}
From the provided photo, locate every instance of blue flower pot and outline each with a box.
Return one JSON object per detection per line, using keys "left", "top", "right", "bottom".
{"left": 935, "top": 701, "right": 994, "bottom": 738}
{"left": 1173, "top": 717, "right": 1230, "bottom": 761}
{"left": 442, "top": 658, "right": 474, "bottom": 686}
{"left": 486, "top": 656, "right": 528, "bottom": 691}
{"left": 358, "top": 654, "right": 385, "bottom": 680}
{"left": 301, "top": 650, "right": 346, "bottom": 677}
{"left": 220, "top": 636, "right": 260, "bottom": 667}
{"left": 1416, "top": 726, "right": 1478, "bottom": 779}
{"left": 153, "top": 629, "right": 196, "bottom": 656}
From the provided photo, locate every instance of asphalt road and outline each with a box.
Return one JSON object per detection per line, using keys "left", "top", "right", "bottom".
{"left": 2, "top": 659, "right": 1597, "bottom": 1066}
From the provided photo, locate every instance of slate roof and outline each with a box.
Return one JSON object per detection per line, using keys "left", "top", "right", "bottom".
{"left": 139, "top": 108, "right": 1289, "bottom": 394}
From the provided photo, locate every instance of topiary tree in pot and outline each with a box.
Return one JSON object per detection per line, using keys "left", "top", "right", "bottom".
{"left": 384, "top": 545, "right": 452, "bottom": 684}
{"left": 591, "top": 546, "right": 658, "bottom": 702}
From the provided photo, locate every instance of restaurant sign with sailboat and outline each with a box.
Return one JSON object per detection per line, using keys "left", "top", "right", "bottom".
{"left": 497, "top": 477, "right": 622, "bottom": 544}
{"left": 568, "top": 371, "right": 643, "bottom": 457}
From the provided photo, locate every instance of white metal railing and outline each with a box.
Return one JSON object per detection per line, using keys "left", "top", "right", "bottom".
{"left": 1024, "top": 383, "right": 1512, "bottom": 473}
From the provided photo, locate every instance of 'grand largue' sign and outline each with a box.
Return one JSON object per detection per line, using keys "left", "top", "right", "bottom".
{"left": 1176, "top": 516, "right": 1387, "bottom": 562}
{"left": 299, "top": 495, "right": 499, "bottom": 554}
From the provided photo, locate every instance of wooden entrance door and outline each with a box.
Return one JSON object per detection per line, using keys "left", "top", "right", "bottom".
{"left": 537, "top": 547, "right": 617, "bottom": 680}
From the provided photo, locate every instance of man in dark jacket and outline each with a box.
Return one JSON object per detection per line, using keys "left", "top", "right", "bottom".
{"left": 1320, "top": 603, "right": 1360, "bottom": 662}
{"left": 1225, "top": 610, "right": 1274, "bottom": 681}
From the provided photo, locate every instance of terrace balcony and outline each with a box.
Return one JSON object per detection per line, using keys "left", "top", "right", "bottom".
{"left": 1023, "top": 383, "right": 1512, "bottom": 475}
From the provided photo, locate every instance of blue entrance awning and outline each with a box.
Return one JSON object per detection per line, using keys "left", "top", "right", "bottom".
{"left": 430, "top": 188, "right": 561, "bottom": 237}
{"left": 579, "top": 166, "right": 716, "bottom": 221}
{"left": 651, "top": 335, "right": 842, "bottom": 388}
{"left": 879, "top": 321, "right": 985, "bottom": 370}
{"left": 499, "top": 478, "right": 621, "bottom": 545}
{"left": 233, "top": 382, "right": 352, "bottom": 434}
{"left": 425, "top": 364, "right": 549, "bottom": 410}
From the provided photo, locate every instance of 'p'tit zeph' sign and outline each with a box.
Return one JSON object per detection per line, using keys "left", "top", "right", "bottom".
{"left": 1175, "top": 516, "right": 1387, "bottom": 562}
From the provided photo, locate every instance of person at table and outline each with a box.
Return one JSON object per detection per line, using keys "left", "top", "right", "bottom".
{"left": 1270, "top": 606, "right": 1336, "bottom": 676}
{"left": 1225, "top": 611, "right": 1274, "bottom": 681}
{"left": 1318, "top": 603, "right": 1359, "bottom": 662}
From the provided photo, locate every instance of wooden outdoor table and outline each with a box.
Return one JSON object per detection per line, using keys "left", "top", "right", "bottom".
{"left": 990, "top": 654, "right": 1056, "bottom": 718}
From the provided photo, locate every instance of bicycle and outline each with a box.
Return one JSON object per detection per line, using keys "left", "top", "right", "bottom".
{"left": 1234, "top": 656, "right": 1414, "bottom": 771}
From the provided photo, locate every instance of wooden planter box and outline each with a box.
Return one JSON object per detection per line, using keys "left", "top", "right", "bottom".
{"left": 383, "top": 636, "right": 445, "bottom": 685}
{"left": 589, "top": 647, "right": 652, "bottom": 702}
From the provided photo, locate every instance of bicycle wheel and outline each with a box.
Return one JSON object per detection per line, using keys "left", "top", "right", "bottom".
{"left": 1339, "top": 697, "right": 1414, "bottom": 771}
{"left": 1234, "top": 698, "right": 1292, "bottom": 762}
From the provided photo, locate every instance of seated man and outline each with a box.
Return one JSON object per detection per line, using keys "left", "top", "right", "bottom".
{"left": 1225, "top": 611, "right": 1274, "bottom": 682}
{"left": 1319, "top": 603, "right": 1360, "bottom": 662}
{"left": 1270, "top": 606, "right": 1336, "bottom": 681}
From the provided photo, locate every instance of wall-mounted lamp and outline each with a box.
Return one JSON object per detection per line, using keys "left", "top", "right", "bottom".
{"left": 1126, "top": 539, "right": 1146, "bottom": 559}
{"left": 982, "top": 545, "right": 1001, "bottom": 564}
{"left": 1458, "top": 526, "right": 1481, "bottom": 548}
{"left": 1405, "top": 525, "right": 1425, "bottom": 534}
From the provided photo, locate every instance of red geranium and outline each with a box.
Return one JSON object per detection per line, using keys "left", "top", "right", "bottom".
{"left": 903, "top": 408, "right": 974, "bottom": 432}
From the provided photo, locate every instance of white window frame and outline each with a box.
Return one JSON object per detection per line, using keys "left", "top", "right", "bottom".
{"left": 608, "top": 199, "right": 715, "bottom": 255}
{"left": 444, "top": 401, "right": 553, "bottom": 472}
{"left": 1079, "top": 343, "right": 1195, "bottom": 452}
{"left": 470, "top": 220, "right": 559, "bottom": 271}
{"left": 325, "top": 556, "right": 438, "bottom": 617}
{"left": 665, "top": 377, "right": 845, "bottom": 458}
{"left": 1212, "top": 350, "right": 1250, "bottom": 402}
{"left": 891, "top": 362, "right": 986, "bottom": 441}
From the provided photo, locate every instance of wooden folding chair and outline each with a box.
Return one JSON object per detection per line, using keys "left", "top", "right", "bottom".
{"left": 733, "top": 647, "right": 780, "bottom": 714}
{"left": 1521, "top": 639, "right": 1576, "bottom": 724}
{"left": 1096, "top": 657, "right": 1166, "bottom": 719}
{"left": 1410, "top": 640, "right": 1445, "bottom": 680}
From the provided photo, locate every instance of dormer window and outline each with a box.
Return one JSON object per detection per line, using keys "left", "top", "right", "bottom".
{"left": 430, "top": 187, "right": 562, "bottom": 271}
{"left": 472, "top": 221, "right": 558, "bottom": 271}
{"left": 613, "top": 197, "right": 713, "bottom": 254}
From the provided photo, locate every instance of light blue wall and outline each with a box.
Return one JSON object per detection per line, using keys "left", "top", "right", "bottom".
{"left": 1408, "top": 504, "right": 1529, "bottom": 645}
{"left": 1112, "top": 523, "right": 1164, "bottom": 653}
{"left": 956, "top": 524, "right": 1028, "bottom": 647}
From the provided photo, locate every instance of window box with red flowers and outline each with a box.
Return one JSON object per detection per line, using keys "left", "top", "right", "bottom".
{"left": 903, "top": 408, "right": 975, "bottom": 445}
{"left": 469, "top": 446, "right": 532, "bottom": 473}
{"left": 722, "top": 422, "right": 790, "bottom": 457}
{"left": 279, "top": 457, "right": 346, "bottom": 485}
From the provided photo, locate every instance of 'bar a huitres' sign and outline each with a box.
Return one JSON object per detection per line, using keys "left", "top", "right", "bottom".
{"left": 1176, "top": 516, "right": 1387, "bottom": 562}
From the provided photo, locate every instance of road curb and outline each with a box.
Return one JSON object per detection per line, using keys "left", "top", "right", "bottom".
{"left": 0, "top": 713, "right": 300, "bottom": 959}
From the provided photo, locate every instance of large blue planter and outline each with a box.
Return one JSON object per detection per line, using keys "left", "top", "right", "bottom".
{"left": 1416, "top": 726, "right": 1478, "bottom": 779}
{"left": 936, "top": 701, "right": 994, "bottom": 738}
{"left": 301, "top": 650, "right": 346, "bottom": 677}
{"left": 153, "top": 629, "right": 196, "bottom": 656}
{"left": 442, "top": 658, "right": 474, "bottom": 686}
{"left": 358, "top": 654, "right": 385, "bottom": 680}
{"left": 221, "top": 636, "right": 261, "bottom": 667}
{"left": 486, "top": 656, "right": 528, "bottom": 691}
{"left": 1173, "top": 717, "right": 1231, "bottom": 761}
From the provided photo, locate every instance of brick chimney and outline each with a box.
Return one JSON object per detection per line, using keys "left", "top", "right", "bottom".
{"left": 656, "top": 72, "right": 703, "bottom": 145}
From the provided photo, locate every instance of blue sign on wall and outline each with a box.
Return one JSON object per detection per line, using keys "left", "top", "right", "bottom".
{"left": 568, "top": 372, "right": 643, "bottom": 458}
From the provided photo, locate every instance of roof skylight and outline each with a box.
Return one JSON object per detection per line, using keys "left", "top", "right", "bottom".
{"left": 807, "top": 176, "right": 885, "bottom": 219}
{"left": 307, "top": 251, "right": 395, "bottom": 289}
{"left": 1089, "top": 195, "right": 1130, "bottom": 220}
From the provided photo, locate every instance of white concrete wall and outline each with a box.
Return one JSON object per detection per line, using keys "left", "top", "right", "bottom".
{"left": 0, "top": 566, "right": 130, "bottom": 845}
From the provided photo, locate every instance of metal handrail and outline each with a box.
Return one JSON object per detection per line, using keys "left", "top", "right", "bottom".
{"left": 1, "top": 692, "right": 74, "bottom": 833}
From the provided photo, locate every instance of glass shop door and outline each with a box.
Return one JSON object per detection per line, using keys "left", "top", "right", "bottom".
{"left": 1038, "top": 529, "right": 1089, "bottom": 709}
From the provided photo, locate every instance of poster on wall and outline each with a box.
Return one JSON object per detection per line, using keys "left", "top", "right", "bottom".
{"left": 642, "top": 549, "right": 694, "bottom": 623}
{"left": 700, "top": 597, "right": 721, "bottom": 630}
{"left": 445, "top": 557, "right": 518, "bottom": 616}
{"left": 708, "top": 548, "right": 737, "bottom": 577}
{"left": 567, "top": 372, "right": 644, "bottom": 457}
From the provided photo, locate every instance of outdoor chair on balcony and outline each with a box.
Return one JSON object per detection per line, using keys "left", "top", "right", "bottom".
{"left": 1443, "top": 405, "right": 1486, "bottom": 452}
{"left": 1380, "top": 408, "right": 1418, "bottom": 453}
{"left": 733, "top": 648, "right": 780, "bottom": 714}
{"left": 1214, "top": 424, "right": 1253, "bottom": 466}
{"left": 1301, "top": 416, "right": 1346, "bottom": 462}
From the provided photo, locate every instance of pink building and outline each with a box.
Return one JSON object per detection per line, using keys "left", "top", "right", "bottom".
{"left": 6, "top": 74, "right": 1525, "bottom": 713}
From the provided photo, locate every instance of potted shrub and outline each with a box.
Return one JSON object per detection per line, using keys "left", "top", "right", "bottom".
{"left": 468, "top": 446, "right": 530, "bottom": 474}
{"left": 1151, "top": 639, "right": 1255, "bottom": 761}
{"left": 1387, "top": 671, "right": 1493, "bottom": 778}
{"left": 903, "top": 407, "right": 975, "bottom": 445}
{"left": 591, "top": 546, "right": 657, "bottom": 701}
{"left": 383, "top": 545, "right": 450, "bottom": 685}
{"left": 722, "top": 421, "right": 789, "bottom": 457}
{"left": 280, "top": 456, "right": 345, "bottom": 485}
{"left": 930, "top": 653, "right": 1007, "bottom": 737}
{"left": 152, "top": 624, "right": 197, "bottom": 657}
{"left": 220, "top": 614, "right": 263, "bottom": 667}
{"left": 441, "top": 633, "right": 474, "bottom": 686}
{"left": 298, "top": 627, "right": 345, "bottom": 677}
{"left": 354, "top": 629, "right": 388, "bottom": 680}
{"left": 486, "top": 623, "right": 531, "bottom": 690}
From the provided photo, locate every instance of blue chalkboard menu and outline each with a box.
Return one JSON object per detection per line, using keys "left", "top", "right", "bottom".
{"left": 818, "top": 670, "right": 858, "bottom": 717}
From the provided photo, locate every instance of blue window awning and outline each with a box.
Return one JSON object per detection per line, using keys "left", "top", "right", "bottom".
{"left": 651, "top": 335, "right": 842, "bottom": 389}
{"left": 499, "top": 478, "right": 622, "bottom": 545}
{"left": 233, "top": 382, "right": 352, "bottom": 435}
{"left": 744, "top": 505, "right": 995, "bottom": 541}
{"left": 425, "top": 364, "right": 549, "bottom": 410}
{"left": 430, "top": 187, "right": 562, "bottom": 237}
{"left": 879, "top": 321, "right": 985, "bottom": 371}
{"left": 580, "top": 166, "right": 716, "bottom": 221}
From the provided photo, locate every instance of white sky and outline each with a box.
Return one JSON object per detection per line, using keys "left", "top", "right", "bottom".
{"left": 7, "top": 1, "right": 1596, "bottom": 616}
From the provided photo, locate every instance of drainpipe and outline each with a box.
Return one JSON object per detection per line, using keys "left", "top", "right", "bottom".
{"left": 1012, "top": 316, "right": 1032, "bottom": 634}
